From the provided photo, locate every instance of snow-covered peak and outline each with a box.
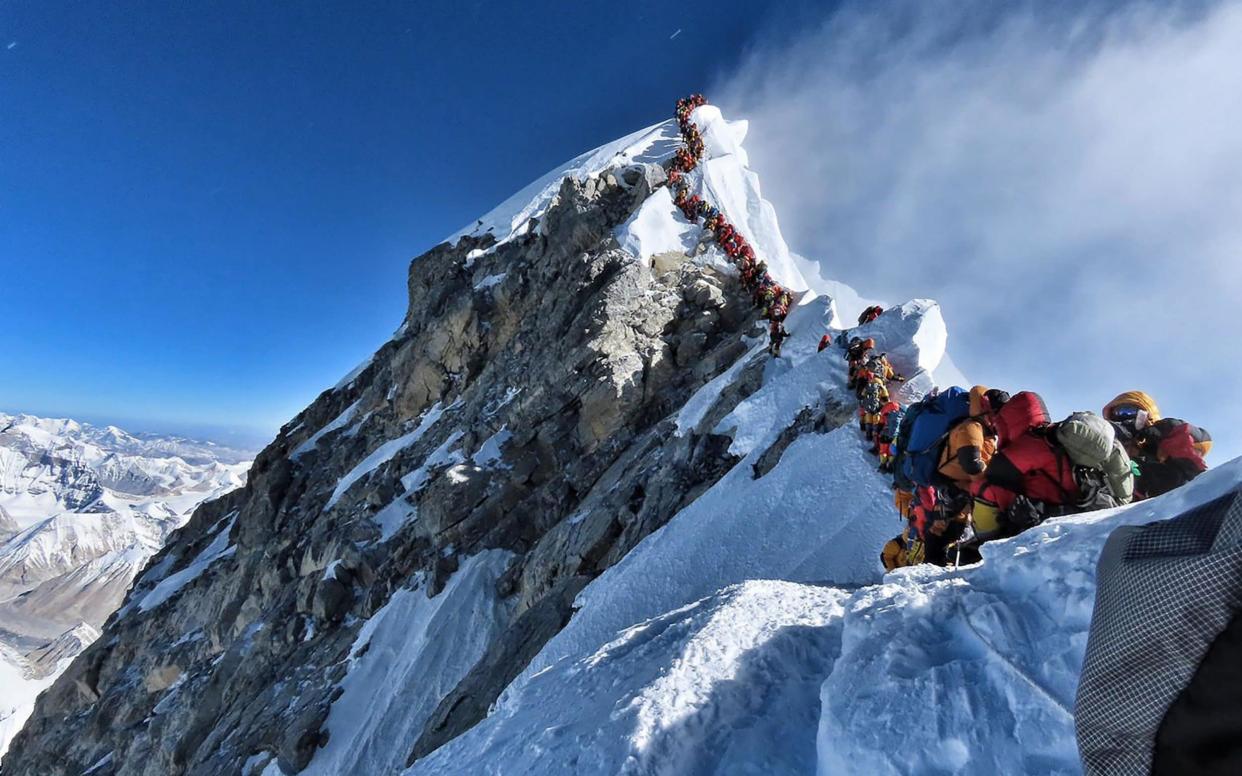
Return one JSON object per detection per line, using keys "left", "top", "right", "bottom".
{"left": 0, "top": 412, "right": 252, "bottom": 759}
{"left": 447, "top": 119, "right": 682, "bottom": 247}
{"left": 25, "top": 622, "right": 100, "bottom": 678}
{"left": 11, "top": 98, "right": 1213, "bottom": 776}
{"left": 0, "top": 412, "right": 253, "bottom": 468}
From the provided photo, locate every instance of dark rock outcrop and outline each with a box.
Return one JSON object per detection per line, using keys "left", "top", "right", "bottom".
{"left": 3, "top": 163, "right": 797, "bottom": 776}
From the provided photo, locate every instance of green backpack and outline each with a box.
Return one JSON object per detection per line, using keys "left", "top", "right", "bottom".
{"left": 1055, "top": 411, "right": 1135, "bottom": 506}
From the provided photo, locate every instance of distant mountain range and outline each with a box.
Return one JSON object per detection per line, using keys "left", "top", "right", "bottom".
{"left": 0, "top": 412, "right": 252, "bottom": 755}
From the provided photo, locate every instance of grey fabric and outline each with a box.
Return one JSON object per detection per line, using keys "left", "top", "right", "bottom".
{"left": 1105, "top": 441, "right": 1136, "bottom": 505}
{"left": 1059, "top": 412, "right": 1116, "bottom": 468}
{"left": 1075, "top": 488, "right": 1242, "bottom": 775}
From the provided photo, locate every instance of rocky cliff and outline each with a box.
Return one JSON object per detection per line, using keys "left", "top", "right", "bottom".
{"left": 1, "top": 118, "right": 824, "bottom": 775}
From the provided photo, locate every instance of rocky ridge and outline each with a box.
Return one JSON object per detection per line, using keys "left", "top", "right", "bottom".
{"left": 1, "top": 134, "right": 842, "bottom": 775}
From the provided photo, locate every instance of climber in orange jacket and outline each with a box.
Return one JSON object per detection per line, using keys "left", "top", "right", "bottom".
{"left": 1104, "top": 391, "right": 1212, "bottom": 499}
{"left": 858, "top": 377, "right": 889, "bottom": 441}
{"left": 937, "top": 386, "right": 1008, "bottom": 493}
{"left": 876, "top": 400, "right": 902, "bottom": 466}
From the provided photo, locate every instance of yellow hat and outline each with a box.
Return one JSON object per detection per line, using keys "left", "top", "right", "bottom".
{"left": 969, "top": 385, "right": 991, "bottom": 417}
{"left": 1104, "top": 391, "right": 1162, "bottom": 423}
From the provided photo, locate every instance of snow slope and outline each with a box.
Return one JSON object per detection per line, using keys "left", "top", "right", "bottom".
{"left": 411, "top": 581, "right": 847, "bottom": 776}
{"left": 404, "top": 104, "right": 1237, "bottom": 775}
{"left": 448, "top": 119, "right": 683, "bottom": 247}
{"left": 406, "top": 460, "right": 1242, "bottom": 776}
{"left": 0, "top": 644, "right": 57, "bottom": 763}
{"left": 303, "top": 550, "right": 514, "bottom": 776}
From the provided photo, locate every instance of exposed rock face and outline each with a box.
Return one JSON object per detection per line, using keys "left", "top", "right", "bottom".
{"left": 2, "top": 164, "right": 810, "bottom": 775}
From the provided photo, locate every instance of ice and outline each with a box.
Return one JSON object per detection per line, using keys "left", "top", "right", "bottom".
{"left": 132, "top": 514, "right": 237, "bottom": 613}
{"left": 370, "top": 498, "right": 418, "bottom": 542}
{"left": 408, "top": 581, "right": 846, "bottom": 776}
{"left": 83, "top": 752, "right": 115, "bottom": 775}
{"left": 852, "top": 298, "right": 948, "bottom": 379}
{"left": 614, "top": 187, "right": 700, "bottom": 261}
{"left": 472, "top": 273, "right": 507, "bottom": 291}
{"left": 333, "top": 354, "right": 374, "bottom": 391}
{"left": 327, "top": 401, "right": 454, "bottom": 509}
{"left": 291, "top": 400, "right": 362, "bottom": 459}
{"left": 0, "top": 644, "right": 57, "bottom": 757}
{"left": 471, "top": 427, "right": 512, "bottom": 467}
{"left": 399, "top": 431, "right": 464, "bottom": 492}
{"left": 687, "top": 105, "right": 810, "bottom": 293}
{"left": 305, "top": 550, "right": 515, "bottom": 776}
{"left": 446, "top": 120, "right": 682, "bottom": 247}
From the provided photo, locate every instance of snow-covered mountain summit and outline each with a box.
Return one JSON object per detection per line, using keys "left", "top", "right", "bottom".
{"left": 2, "top": 104, "right": 1233, "bottom": 776}
{"left": 0, "top": 413, "right": 251, "bottom": 758}
{"left": 0, "top": 412, "right": 251, "bottom": 612}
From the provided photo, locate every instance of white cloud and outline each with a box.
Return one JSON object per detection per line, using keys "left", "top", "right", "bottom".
{"left": 713, "top": 0, "right": 1242, "bottom": 462}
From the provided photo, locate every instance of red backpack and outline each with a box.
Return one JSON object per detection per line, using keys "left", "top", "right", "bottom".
{"left": 991, "top": 391, "right": 1050, "bottom": 448}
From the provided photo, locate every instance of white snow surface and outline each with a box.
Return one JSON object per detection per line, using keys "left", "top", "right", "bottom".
{"left": 306, "top": 550, "right": 514, "bottom": 776}
{"left": 333, "top": 354, "right": 374, "bottom": 391}
{"left": 0, "top": 643, "right": 58, "bottom": 759}
{"left": 472, "top": 273, "right": 507, "bottom": 291}
{"left": 447, "top": 119, "right": 682, "bottom": 247}
{"left": 853, "top": 299, "right": 948, "bottom": 379}
{"left": 615, "top": 187, "right": 700, "bottom": 261}
{"left": 292, "top": 400, "right": 361, "bottom": 459}
{"left": 409, "top": 581, "right": 846, "bottom": 776}
{"left": 130, "top": 514, "right": 237, "bottom": 614}
{"left": 689, "top": 105, "right": 810, "bottom": 293}
{"left": 471, "top": 427, "right": 512, "bottom": 467}
{"left": 387, "top": 105, "right": 1239, "bottom": 770}
{"left": 327, "top": 401, "right": 454, "bottom": 509}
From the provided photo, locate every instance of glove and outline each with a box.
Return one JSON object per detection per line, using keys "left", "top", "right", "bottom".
{"left": 1005, "top": 496, "right": 1045, "bottom": 530}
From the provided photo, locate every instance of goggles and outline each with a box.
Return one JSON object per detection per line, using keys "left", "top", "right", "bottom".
{"left": 1108, "top": 404, "right": 1150, "bottom": 431}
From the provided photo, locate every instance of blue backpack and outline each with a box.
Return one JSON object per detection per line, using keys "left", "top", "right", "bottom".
{"left": 883, "top": 406, "right": 906, "bottom": 441}
{"left": 899, "top": 386, "right": 971, "bottom": 488}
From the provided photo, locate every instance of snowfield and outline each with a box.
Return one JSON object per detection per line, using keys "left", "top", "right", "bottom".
{"left": 404, "top": 457, "right": 1241, "bottom": 776}
{"left": 16, "top": 101, "right": 1228, "bottom": 776}
{"left": 0, "top": 414, "right": 252, "bottom": 758}
{"left": 401, "top": 104, "right": 1242, "bottom": 774}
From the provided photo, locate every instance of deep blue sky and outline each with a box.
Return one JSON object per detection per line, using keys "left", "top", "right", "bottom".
{"left": 1, "top": 1, "right": 821, "bottom": 447}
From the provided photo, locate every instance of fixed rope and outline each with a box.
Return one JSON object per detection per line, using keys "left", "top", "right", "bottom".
{"left": 668, "top": 95, "right": 793, "bottom": 355}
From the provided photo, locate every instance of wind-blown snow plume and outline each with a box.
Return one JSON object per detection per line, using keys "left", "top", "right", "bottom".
{"left": 712, "top": 0, "right": 1242, "bottom": 461}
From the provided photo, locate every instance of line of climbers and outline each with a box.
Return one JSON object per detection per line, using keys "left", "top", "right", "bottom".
{"left": 824, "top": 322, "right": 1214, "bottom": 571}
{"left": 668, "top": 95, "right": 793, "bottom": 356}
{"left": 663, "top": 96, "right": 1215, "bottom": 572}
